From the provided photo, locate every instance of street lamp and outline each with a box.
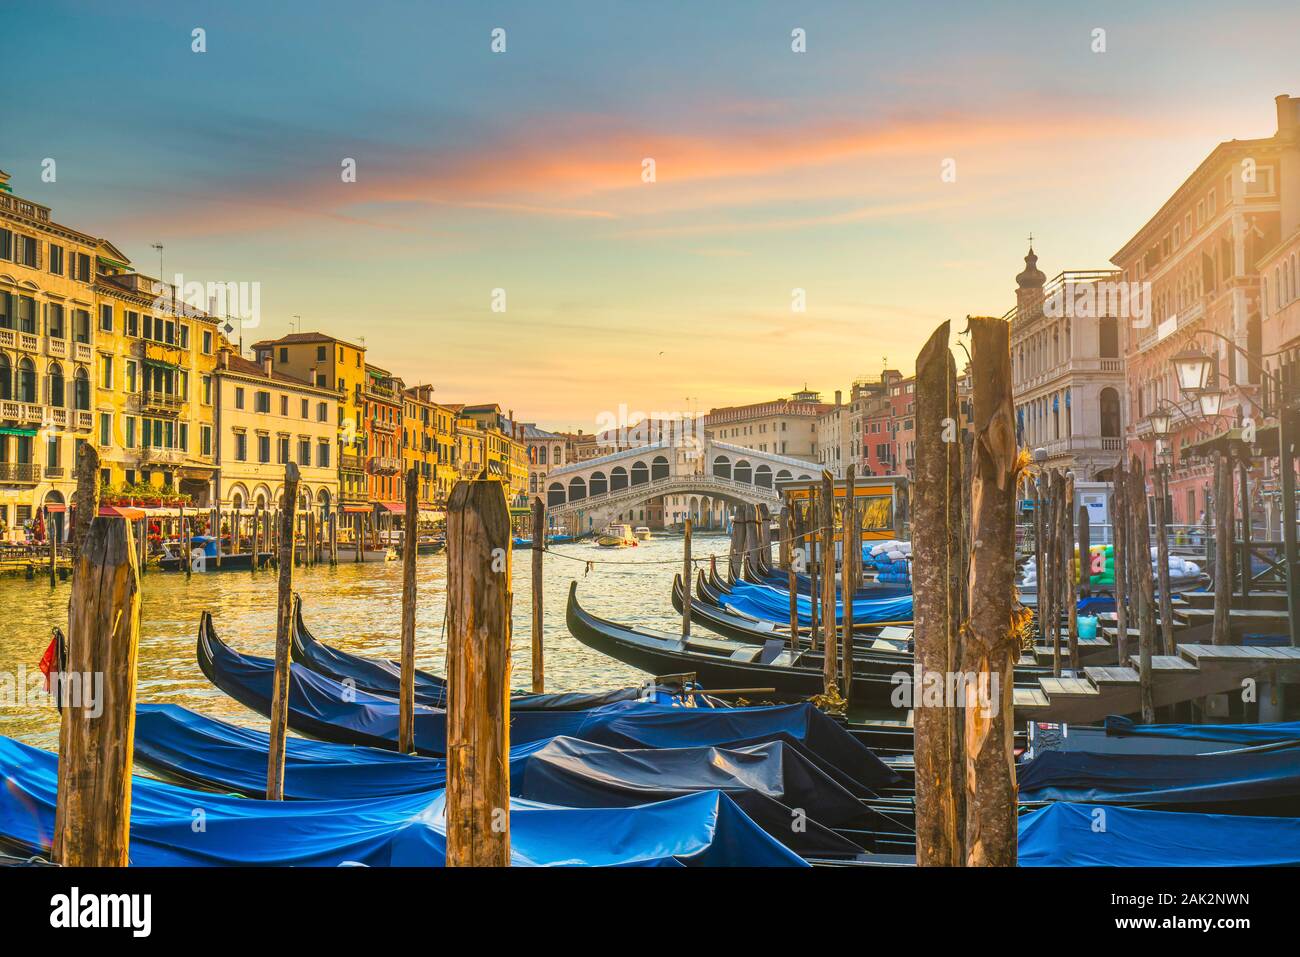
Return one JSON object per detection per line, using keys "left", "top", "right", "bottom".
{"left": 1172, "top": 345, "right": 1214, "bottom": 394}
{"left": 1197, "top": 388, "right": 1225, "bottom": 419}
{"left": 1148, "top": 410, "right": 1173, "bottom": 438}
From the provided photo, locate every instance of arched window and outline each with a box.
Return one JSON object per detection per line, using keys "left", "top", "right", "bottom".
{"left": 0, "top": 354, "right": 10, "bottom": 401}
{"left": 16, "top": 357, "right": 36, "bottom": 403}
{"left": 74, "top": 368, "right": 90, "bottom": 410}
{"left": 552, "top": 445, "right": 563, "bottom": 465}
{"left": 651, "top": 455, "right": 669, "bottom": 480}
{"left": 567, "top": 477, "right": 587, "bottom": 501}
{"left": 589, "top": 471, "right": 608, "bottom": 496}
{"left": 630, "top": 461, "right": 649, "bottom": 485}
{"left": 776, "top": 469, "right": 792, "bottom": 484}
{"left": 1099, "top": 316, "right": 1119, "bottom": 358}
{"left": 547, "top": 482, "right": 566, "bottom": 508}
{"left": 712, "top": 455, "right": 731, "bottom": 480}
{"left": 48, "top": 362, "right": 65, "bottom": 408}
{"left": 734, "top": 459, "right": 753, "bottom": 484}
{"left": 1100, "top": 387, "right": 1121, "bottom": 438}
{"left": 610, "top": 466, "right": 628, "bottom": 491}
{"left": 754, "top": 464, "right": 773, "bottom": 488}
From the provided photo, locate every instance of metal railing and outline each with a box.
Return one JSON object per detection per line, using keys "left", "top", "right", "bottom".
{"left": 0, "top": 462, "right": 41, "bottom": 483}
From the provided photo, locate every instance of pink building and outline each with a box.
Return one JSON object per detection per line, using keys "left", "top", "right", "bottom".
{"left": 1114, "top": 94, "right": 1300, "bottom": 525}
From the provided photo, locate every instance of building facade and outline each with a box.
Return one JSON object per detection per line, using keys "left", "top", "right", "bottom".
{"left": 1115, "top": 94, "right": 1300, "bottom": 524}
{"left": 1009, "top": 250, "right": 1127, "bottom": 481}
{"left": 0, "top": 170, "right": 97, "bottom": 539}
{"left": 212, "top": 348, "right": 339, "bottom": 513}
{"left": 704, "top": 388, "right": 828, "bottom": 462}
{"left": 363, "top": 364, "right": 403, "bottom": 504}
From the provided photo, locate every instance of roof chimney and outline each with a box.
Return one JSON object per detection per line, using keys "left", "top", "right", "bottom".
{"left": 263, "top": 354, "right": 273, "bottom": 377}
{"left": 1277, "top": 94, "right": 1299, "bottom": 137}
{"left": 835, "top": 389, "right": 842, "bottom": 406}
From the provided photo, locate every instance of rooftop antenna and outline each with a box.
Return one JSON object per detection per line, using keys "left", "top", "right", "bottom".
{"left": 150, "top": 242, "right": 164, "bottom": 280}
{"left": 291, "top": 314, "right": 301, "bottom": 334}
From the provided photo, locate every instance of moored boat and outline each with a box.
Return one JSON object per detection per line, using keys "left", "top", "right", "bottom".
{"left": 158, "top": 535, "right": 270, "bottom": 572}
{"left": 596, "top": 523, "right": 638, "bottom": 548}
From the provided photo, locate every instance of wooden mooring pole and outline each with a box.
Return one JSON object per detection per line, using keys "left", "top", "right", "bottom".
{"left": 786, "top": 506, "right": 799, "bottom": 652}
{"left": 680, "top": 517, "right": 692, "bottom": 639}
{"left": 960, "top": 316, "right": 1019, "bottom": 867}
{"left": 1112, "top": 457, "right": 1129, "bottom": 666}
{"left": 399, "top": 468, "right": 418, "bottom": 753}
{"left": 1129, "top": 457, "right": 1157, "bottom": 723}
{"left": 1154, "top": 462, "right": 1175, "bottom": 655}
{"left": 841, "top": 464, "right": 855, "bottom": 703}
{"left": 531, "top": 496, "right": 546, "bottom": 693}
{"left": 1212, "top": 450, "right": 1233, "bottom": 646}
{"left": 819, "top": 470, "right": 837, "bottom": 698}
{"left": 45, "top": 506, "right": 56, "bottom": 587}
{"left": 1063, "top": 471, "right": 1078, "bottom": 673}
{"left": 266, "top": 463, "right": 300, "bottom": 799}
{"left": 52, "top": 511, "right": 141, "bottom": 865}
{"left": 445, "top": 478, "right": 512, "bottom": 866}
{"left": 912, "top": 321, "right": 965, "bottom": 865}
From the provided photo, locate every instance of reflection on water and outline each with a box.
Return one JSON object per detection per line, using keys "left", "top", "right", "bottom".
{"left": 0, "top": 531, "right": 732, "bottom": 750}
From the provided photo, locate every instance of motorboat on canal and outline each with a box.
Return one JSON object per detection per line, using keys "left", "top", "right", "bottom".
{"left": 158, "top": 534, "right": 271, "bottom": 572}
{"left": 596, "top": 523, "right": 638, "bottom": 548}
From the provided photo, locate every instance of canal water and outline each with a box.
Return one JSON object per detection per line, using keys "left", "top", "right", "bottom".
{"left": 0, "top": 531, "right": 734, "bottom": 751}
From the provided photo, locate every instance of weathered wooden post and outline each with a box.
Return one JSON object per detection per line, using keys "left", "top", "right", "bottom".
{"left": 819, "top": 470, "right": 837, "bottom": 698}
{"left": 1047, "top": 470, "right": 1062, "bottom": 676}
{"left": 52, "top": 514, "right": 141, "bottom": 865}
{"left": 960, "top": 316, "right": 1020, "bottom": 867}
{"left": 399, "top": 468, "right": 418, "bottom": 754}
{"left": 355, "top": 512, "right": 364, "bottom": 562}
{"left": 807, "top": 495, "right": 820, "bottom": 651}
{"left": 266, "top": 463, "right": 301, "bottom": 800}
{"left": 1062, "top": 472, "right": 1079, "bottom": 673}
{"left": 841, "top": 464, "right": 856, "bottom": 702}
{"left": 1238, "top": 457, "right": 1252, "bottom": 598}
{"left": 680, "top": 517, "right": 693, "bottom": 638}
{"left": 1154, "top": 462, "right": 1175, "bottom": 655}
{"left": 181, "top": 503, "right": 191, "bottom": 580}
{"left": 1077, "top": 502, "right": 1091, "bottom": 600}
{"left": 1113, "top": 457, "right": 1129, "bottom": 666}
{"left": 1129, "top": 458, "right": 1157, "bottom": 723}
{"left": 445, "top": 478, "right": 512, "bottom": 866}
{"left": 531, "top": 496, "right": 546, "bottom": 693}
{"left": 785, "top": 506, "right": 800, "bottom": 652}
{"left": 329, "top": 511, "right": 338, "bottom": 566}
{"left": 913, "top": 320, "right": 965, "bottom": 866}
{"left": 1213, "top": 450, "right": 1233, "bottom": 645}
{"left": 45, "top": 506, "right": 57, "bottom": 587}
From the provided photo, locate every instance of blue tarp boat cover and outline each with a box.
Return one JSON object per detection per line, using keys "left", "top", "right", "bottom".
{"left": 722, "top": 579, "right": 913, "bottom": 627}
{"left": 0, "top": 735, "right": 805, "bottom": 867}
{"left": 1106, "top": 715, "right": 1300, "bottom": 745}
{"left": 200, "top": 626, "right": 897, "bottom": 791}
{"left": 1018, "top": 802, "right": 1300, "bottom": 866}
{"left": 1018, "top": 748, "right": 1300, "bottom": 807}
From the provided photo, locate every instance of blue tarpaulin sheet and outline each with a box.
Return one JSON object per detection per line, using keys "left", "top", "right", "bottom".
{"left": 1018, "top": 802, "right": 1300, "bottom": 866}
{"left": 0, "top": 735, "right": 806, "bottom": 867}
{"left": 200, "top": 628, "right": 897, "bottom": 791}
{"left": 1018, "top": 748, "right": 1300, "bottom": 807}
{"left": 722, "top": 579, "right": 913, "bottom": 626}
{"left": 1106, "top": 715, "right": 1300, "bottom": 745}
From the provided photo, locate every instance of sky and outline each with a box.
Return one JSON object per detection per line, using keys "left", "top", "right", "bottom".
{"left": 5, "top": 0, "right": 1299, "bottom": 429}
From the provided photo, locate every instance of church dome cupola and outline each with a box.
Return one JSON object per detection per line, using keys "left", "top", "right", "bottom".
{"left": 1016, "top": 246, "right": 1046, "bottom": 289}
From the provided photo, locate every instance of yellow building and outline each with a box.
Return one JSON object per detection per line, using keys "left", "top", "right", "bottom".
{"left": 93, "top": 253, "right": 220, "bottom": 503}
{"left": 402, "top": 384, "right": 457, "bottom": 507}
{"left": 252, "top": 332, "right": 368, "bottom": 505}
{"left": 459, "top": 403, "right": 529, "bottom": 505}
{"left": 212, "top": 347, "right": 340, "bottom": 513}
{"left": 0, "top": 171, "right": 98, "bottom": 541}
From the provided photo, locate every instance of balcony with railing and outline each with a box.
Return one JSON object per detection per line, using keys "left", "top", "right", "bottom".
{"left": 340, "top": 452, "right": 364, "bottom": 472}
{"left": 45, "top": 337, "right": 67, "bottom": 359}
{"left": 0, "top": 462, "right": 41, "bottom": 484}
{"left": 368, "top": 455, "right": 403, "bottom": 475}
{"left": 141, "top": 389, "right": 185, "bottom": 416}
{"left": 72, "top": 342, "right": 92, "bottom": 363}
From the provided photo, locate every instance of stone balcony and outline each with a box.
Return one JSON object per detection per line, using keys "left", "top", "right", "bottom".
{"left": 0, "top": 462, "right": 40, "bottom": 484}
{"left": 368, "top": 455, "right": 403, "bottom": 475}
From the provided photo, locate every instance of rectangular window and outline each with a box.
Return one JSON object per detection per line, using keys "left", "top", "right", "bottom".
{"left": 178, "top": 324, "right": 189, "bottom": 349}
{"left": 99, "top": 355, "right": 113, "bottom": 390}
{"left": 200, "top": 424, "right": 212, "bottom": 457}
{"left": 100, "top": 303, "right": 114, "bottom": 332}
{"left": 75, "top": 253, "right": 91, "bottom": 282}
{"left": 280, "top": 347, "right": 289, "bottom": 364}
{"left": 257, "top": 434, "right": 270, "bottom": 464}
{"left": 301, "top": 398, "right": 309, "bottom": 418}
{"left": 299, "top": 438, "right": 311, "bottom": 466}
{"left": 0, "top": 228, "right": 11, "bottom": 261}
{"left": 201, "top": 375, "right": 212, "bottom": 405}
{"left": 125, "top": 417, "right": 136, "bottom": 449}
{"left": 202, "top": 329, "right": 213, "bottom": 354}
{"left": 317, "top": 441, "right": 330, "bottom": 468}
{"left": 98, "top": 413, "right": 111, "bottom": 447}
{"left": 276, "top": 435, "right": 289, "bottom": 464}
{"left": 234, "top": 431, "right": 247, "bottom": 461}
{"left": 280, "top": 395, "right": 289, "bottom": 416}
{"left": 316, "top": 346, "right": 326, "bottom": 361}
{"left": 255, "top": 390, "right": 270, "bottom": 413}
{"left": 48, "top": 244, "right": 64, "bottom": 275}
{"left": 125, "top": 359, "right": 137, "bottom": 393}
{"left": 18, "top": 235, "right": 37, "bottom": 267}
{"left": 179, "top": 423, "right": 188, "bottom": 451}
{"left": 234, "top": 387, "right": 245, "bottom": 410}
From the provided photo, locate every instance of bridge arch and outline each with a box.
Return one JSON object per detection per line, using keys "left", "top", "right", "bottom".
{"left": 547, "top": 482, "right": 566, "bottom": 508}
{"left": 755, "top": 464, "right": 773, "bottom": 488}
{"left": 651, "top": 455, "right": 670, "bottom": 480}
{"left": 630, "top": 460, "right": 649, "bottom": 486}
{"left": 589, "top": 471, "right": 608, "bottom": 496}
{"left": 734, "top": 459, "right": 752, "bottom": 484}
{"left": 712, "top": 454, "right": 731, "bottom": 480}
{"left": 776, "top": 468, "right": 791, "bottom": 484}
{"left": 567, "top": 476, "right": 587, "bottom": 501}
{"left": 611, "top": 466, "right": 628, "bottom": 491}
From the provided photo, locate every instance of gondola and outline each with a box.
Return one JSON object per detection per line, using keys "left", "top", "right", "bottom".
{"left": 673, "top": 573, "right": 914, "bottom": 654}
{"left": 568, "top": 580, "right": 920, "bottom": 707}
{"left": 289, "top": 599, "right": 647, "bottom": 711}
{"left": 700, "top": 569, "right": 914, "bottom": 629}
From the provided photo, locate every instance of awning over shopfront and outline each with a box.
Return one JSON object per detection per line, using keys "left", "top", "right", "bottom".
{"left": 376, "top": 502, "right": 405, "bottom": 515}
{"left": 98, "top": 505, "right": 146, "bottom": 521}
{"left": 341, "top": 504, "right": 371, "bottom": 514}
{"left": 1183, "top": 425, "right": 1279, "bottom": 460}
{"left": 0, "top": 427, "right": 38, "bottom": 438}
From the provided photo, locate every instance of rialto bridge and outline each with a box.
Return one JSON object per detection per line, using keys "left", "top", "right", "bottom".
{"left": 543, "top": 439, "right": 819, "bottom": 533}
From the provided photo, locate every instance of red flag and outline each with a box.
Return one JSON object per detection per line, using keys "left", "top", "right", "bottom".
{"left": 38, "top": 635, "right": 57, "bottom": 693}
